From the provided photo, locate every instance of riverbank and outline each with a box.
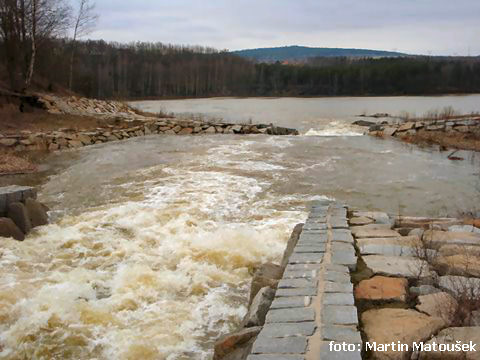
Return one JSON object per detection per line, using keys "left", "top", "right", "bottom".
{"left": 214, "top": 201, "right": 480, "bottom": 360}
{"left": 364, "top": 116, "right": 480, "bottom": 152}
{"left": 0, "top": 93, "right": 299, "bottom": 175}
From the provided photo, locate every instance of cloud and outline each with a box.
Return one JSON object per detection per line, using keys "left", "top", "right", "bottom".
{"left": 86, "top": 0, "right": 480, "bottom": 55}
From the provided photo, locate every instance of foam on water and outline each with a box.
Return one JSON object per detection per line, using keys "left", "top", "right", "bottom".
{"left": 304, "top": 121, "right": 365, "bottom": 137}
{"left": 0, "top": 141, "right": 307, "bottom": 360}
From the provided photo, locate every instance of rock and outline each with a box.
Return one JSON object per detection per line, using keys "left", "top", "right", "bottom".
{"left": 0, "top": 217, "right": 25, "bottom": 241}
{"left": 419, "top": 327, "right": 480, "bottom": 360}
{"left": 383, "top": 127, "right": 397, "bottom": 136}
{"left": 353, "top": 120, "right": 376, "bottom": 127}
{"left": 7, "top": 202, "right": 32, "bottom": 234}
{"left": 280, "top": 223, "right": 304, "bottom": 268}
{"left": 25, "top": 198, "right": 48, "bottom": 228}
{"left": 68, "top": 140, "right": 83, "bottom": 148}
{"left": 438, "top": 275, "right": 480, "bottom": 296}
{"left": 416, "top": 292, "right": 457, "bottom": 326}
{"left": 434, "top": 254, "right": 480, "bottom": 277}
{"left": 396, "top": 217, "right": 461, "bottom": 229}
{"left": 409, "top": 228, "right": 425, "bottom": 238}
{"left": 242, "top": 287, "right": 275, "bottom": 327}
{"left": 356, "top": 235, "right": 421, "bottom": 257}
{"left": 352, "top": 211, "right": 392, "bottom": 225}
{"left": 422, "top": 230, "right": 480, "bottom": 249}
{"left": 362, "top": 308, "right": 445, "bottom": 360}
{"left": 397, "top": 122, "right": 415, "bottom": 132}
{"left": 48, "top": 143, "right": 59, "bottom": 151}
{"left": 349, "top": 216, "right": 374, "bottom": 226}
{"left": 248, "top": 263, "right": 283, "bottom": 306}
{"left": 355, "top": 276, "right": 408, "bottom": 302}
{"left": 351, "top": 224, "right": 400, "bottom": 238}
{"left": 178, "top": 127, "right": 193, "bottom": 135}
{"left": 0, "top": 138, "right": 17, "bottom": 146}
{"left": 76, "top": 134, "right": 92, "bottom": 145}
{"left": 213, "top": 326, "right": 261, "bottom": 360}
{"left": 410, "top": 285, "right": 441, "bottom": 296}
{"left": 363, "top": 255, "right": 433, "bottom": 279}
{"left": 449, "top": 225, "right": 475, "bottom": 232}
{"left": 205, "top": 127, "right": 216, "bottom": 134}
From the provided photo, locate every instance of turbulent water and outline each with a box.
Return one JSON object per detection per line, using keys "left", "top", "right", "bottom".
{"left": 1, "top": 96, "right": 480, "bottom": 359}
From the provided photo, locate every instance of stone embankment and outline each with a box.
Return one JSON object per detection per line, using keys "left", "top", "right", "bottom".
{"left": 364, "top": 116, "right": 480, "bottom": 139}
{"left": 214, "top": 202, "right": 480, "bottom": 360}
{"left": 0, "top": 94, "right": 299, "bottom": 152}
{"left": 0, "top": 186, "right": 48, "bottom": 241}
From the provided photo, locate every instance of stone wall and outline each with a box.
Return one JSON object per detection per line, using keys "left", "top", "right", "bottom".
{"left": 0, "top": 94, "right": 299, "bottom": 152}
{"left": 367, "top": 117, "right": 480, "bottom": 138}
{"left": 0, "top": 185, "right": 48, "bottom": 241}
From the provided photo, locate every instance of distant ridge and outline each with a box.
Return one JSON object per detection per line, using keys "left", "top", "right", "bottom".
{"left": 231, "top": 45, "right": 407, "bottom": 62}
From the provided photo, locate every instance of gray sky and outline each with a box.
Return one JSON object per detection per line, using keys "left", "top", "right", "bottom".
{"left": 88, "top": 0, "right": 480, "bottom": 56}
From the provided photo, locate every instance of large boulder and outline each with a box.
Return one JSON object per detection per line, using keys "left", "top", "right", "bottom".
{"left": 7, "top": 202, "right": 31, "bottom": 234}
{"left": 434, "top": 254, "right": 480, "bottom": 277}
{"left": 438, "top": 275, "right": 480, "bottom": 297}
{"left": 355, "top": 276, "right": 408, "bottom": 302}
{"left": 351, "top": 224, "right": 400, "bottom": 239}
{"left": 356, "top": 235, "right": 421, "bottom": 257}
{"left": 423, "top": 230, "right": 480, "bottom": 249}
{"left": 362, "top": 308, "right": 445, "bottom": 360}
{"left": 351, "top": 211, "right": 392, "bottom": 225}
{"left": 419, "top": 327, "right": 480, "bottom": 359}
{"left": 0, "top": 217, "right": 25, "bottom": 241}
{"left": 213, "top": 326, "right": 261, "bottom": 360}
{"left": 416, "top": 292, "right": 458, "bottom": 327}
{"left": 242, "top": 286, "right": 275, "bottom": 327}
{"left": 25, "top": 198, "right": 48, "bottom": 228}
{"left": 362, "top": 255, "right": 434, "bottom": 279}
{"left": 248, "top": 263, "right": 283, "bottom": 306}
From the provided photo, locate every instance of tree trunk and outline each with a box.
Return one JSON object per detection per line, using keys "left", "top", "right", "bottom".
{"left": 23, "top": 0, "right": 36, "bottom": 92}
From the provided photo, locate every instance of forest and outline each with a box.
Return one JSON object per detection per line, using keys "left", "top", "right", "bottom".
{"left": 0, "top": 0, "right": 479, "bottom": 99}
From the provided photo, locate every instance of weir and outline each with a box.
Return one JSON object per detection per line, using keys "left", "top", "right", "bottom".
{"left": 246, "top": 200, "right": 362, "bottom": 360}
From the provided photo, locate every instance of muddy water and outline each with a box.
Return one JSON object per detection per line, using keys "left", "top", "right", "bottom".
{"left": 1, "top": 96, "right": 480, "bottom": 359}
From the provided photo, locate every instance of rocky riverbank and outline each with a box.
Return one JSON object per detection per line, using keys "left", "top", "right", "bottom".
{"left": 213, "top": 202, "right": 480, "bottom": 360}
{"left": 0, "top": 93, "right": 299, "bottom": 154}
{"left": 359, "top": 116, "right": 480, "bottom": 152}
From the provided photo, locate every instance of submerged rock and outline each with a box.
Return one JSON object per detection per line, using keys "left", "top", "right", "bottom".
{"left": 0, "top": 217, "right": 25, "bottom": 241}
{"left": 25, "top": 198, "right": 48, "bottom": 228}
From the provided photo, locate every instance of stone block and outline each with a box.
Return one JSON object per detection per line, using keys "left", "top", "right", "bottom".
{"left": 270, "top": 296, "right": 311, "bottom": 309}
{"left": 323, "top": 292, "right": 355, "bottom": 306}
{"left": 322, "top": 325, "right": 362, "bottom": 343}
{"left": 259, "top": 322, "right": 316, "bottom": 338}
{"left": 319, "top": 342, "right": 362, "bottom": 360}
{"left": 324, "top": 281, "right": 353, "bottom": 293}
{"left": 278, "top": 278, "right": 317, "bottom": 289}
{"left": 247, "top": 355, "right": 304, "bottom": 360}
{"left": 276, "top": 288, "right": 317, "bottom": 297}
{"left": 324, "top": 271, "right": 351, "bottom": 283}
{"left": 288, "top": 253, "right": 323, "bottom": 264}
{"left": 293, "top": 244, "right": 326, "bottom": 253}
{"left": 252, "top": 336, "right": 308, "bottom": 354}
{"left": 7, "top": 202, "right": 31, "bottom": 234}
{"left": 322, "top": 305, "right": 358, "bottom": 326}
{"left": 283, "top": 269, "right": 318, "bottom": 279}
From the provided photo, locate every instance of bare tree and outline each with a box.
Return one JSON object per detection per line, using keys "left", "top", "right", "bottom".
{"left": 0, "top": 0, "right": 71, "bottom": 92}
{"left": 69, "top": 0, "right": 98, "bottom": 90}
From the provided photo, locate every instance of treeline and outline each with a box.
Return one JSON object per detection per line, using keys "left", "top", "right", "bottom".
{"left": 2, "top": 37, "right": 480, "bottom": 98}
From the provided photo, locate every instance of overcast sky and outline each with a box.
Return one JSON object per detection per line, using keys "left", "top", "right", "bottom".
{"left": 87, "top": 0, "right": 480, "bottom": 56}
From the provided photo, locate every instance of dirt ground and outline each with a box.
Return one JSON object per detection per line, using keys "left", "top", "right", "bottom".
{"left": 0, "top": 152, "right": 37, "bottom": 175}
{"left": 399, "top": 129, "right": 480, "bottom": 152}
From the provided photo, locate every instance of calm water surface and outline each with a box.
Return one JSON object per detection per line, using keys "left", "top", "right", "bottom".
{"left": 1, "top": 96, "right": 480, "bottom": 359}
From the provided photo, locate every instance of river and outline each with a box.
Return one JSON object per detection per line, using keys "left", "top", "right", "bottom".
{"left": 1, "top": 96, "right": 479, "bottom": 359}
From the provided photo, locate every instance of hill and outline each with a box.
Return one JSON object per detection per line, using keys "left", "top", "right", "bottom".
{"left": 231, "top": 45, "right": 407, "bottom": 63}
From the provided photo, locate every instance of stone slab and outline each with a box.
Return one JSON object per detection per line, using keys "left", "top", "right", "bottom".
{"left": 285, "top": 264, "right": 321, "bottom": 271}
{"left": 275, "top": 288, "right": 317, "bottom": 297}
{"left": 323, "top": 292, "right": 355, "bottom": 306}
{"left": 324, "top": 271, "right": 351, "bottom": 283}
{"left": 278, "top": 278, "right": 317, "bottom": 289}
{"left": 248, "top": 354, "right": 304, "bottom": 360}
{"left": 322, "top": 305, "right": 358, "bottom": 325}
{"left": 270, "top": 296, "right": 312, "bottom": 309}
{"left": 324, "top": 281, "right": 354, "bottom": 293}
{"left": 293, "top": 244, "right": 326, "bottom": 253}
{"left": 259, "top": 322, "right": 316, "bottom": 338}
{"left": 351, "top": 224, "right": 400, "bottom": 238}
{"left": 363, "top": 255, "right": 433, "bottom": 278}
{"left": 283, "top": 269, "right": 318, "bottom": 279}
{"left": 288, "top": 253, "right": 323, "bottom": 264}
{"left": 322, "top": 325, "right": 363, "bottom": 343}
{"left": 251, "top": 336, "right": 308, "bottom": 354}
{"left": 332, "top": 230, "right": 354, "bottom": 244}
